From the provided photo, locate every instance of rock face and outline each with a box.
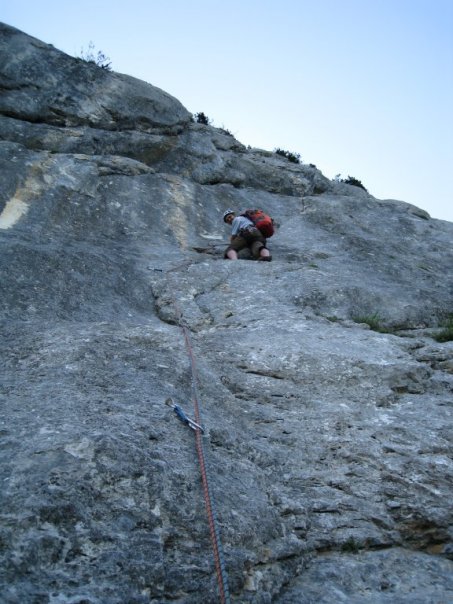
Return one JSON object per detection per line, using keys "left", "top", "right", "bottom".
{"left": 1, "top": 22, "right": 452, "bottom": 604}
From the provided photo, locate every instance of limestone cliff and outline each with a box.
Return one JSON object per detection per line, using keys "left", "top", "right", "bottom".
{"left": 1, "top": 23, "right": 452, "bottom": 603}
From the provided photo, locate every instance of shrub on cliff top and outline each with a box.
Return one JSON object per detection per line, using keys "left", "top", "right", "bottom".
{"left": 274, "top": 148, "right": 301, "bottom": 164}
{"left": 335, "top": 174, "right": 368, "bottom": 192}
{"left": 80, "top": 42, "right": 112, "bottom": 70}
{"left": 194, "top": 112, "right": 211, "bottom": 125}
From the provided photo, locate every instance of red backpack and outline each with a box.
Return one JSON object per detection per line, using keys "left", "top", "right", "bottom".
{"left": 241, "top": 209, "right": 275, "bottom": 238}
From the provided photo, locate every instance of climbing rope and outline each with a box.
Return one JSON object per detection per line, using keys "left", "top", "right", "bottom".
{"left": 173, "top": 303, "right": 231, "bottom": 604}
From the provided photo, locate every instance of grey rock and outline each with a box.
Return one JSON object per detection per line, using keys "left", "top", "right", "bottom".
{"left": 276, "top": 549, "right": 453, "bottom": 603}
{"left": 0, "top": 22, "right": 191, "bottom": 131}
{"left": 1, "top": 23, "right": 452, "bottom": 604}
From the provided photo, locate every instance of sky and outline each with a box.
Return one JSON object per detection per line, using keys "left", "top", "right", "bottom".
{"left": 2, "top": 0, "right": 453, "bottom": 222}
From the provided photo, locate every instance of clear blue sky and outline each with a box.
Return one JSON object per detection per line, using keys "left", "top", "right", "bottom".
{"left": 2, "top": 0, "right": 452, "bottom": 222}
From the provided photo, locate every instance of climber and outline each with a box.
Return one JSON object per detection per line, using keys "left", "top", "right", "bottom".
{"left": 223, "top": 209, "right": 272, "bottom": 261}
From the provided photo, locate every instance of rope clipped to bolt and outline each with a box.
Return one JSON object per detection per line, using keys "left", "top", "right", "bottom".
{"left": 171, "top": 301, "right": 231, "bottom": 604}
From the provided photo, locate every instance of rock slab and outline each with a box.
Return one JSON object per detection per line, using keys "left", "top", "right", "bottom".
{"left": 1, "top": 22, "right": 452, "bottom": 604}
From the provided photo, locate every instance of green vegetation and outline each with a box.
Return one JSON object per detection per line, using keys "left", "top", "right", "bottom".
{"left": 433, "top": 314, "right": 453, "bottom": 342}
{"left": 274, "top": 148, "right": 301, "bottom": 164}
{"left": 335, "top": 174, "right": 368, "bottom": 192}
{"left": 353, "top": 312, "right": 389, "bottom": 333}
{"left": 341, "top": 537, "right": 360, "bottom": 553}
{"left": 194, "top": 112, "right": 211, "bottom": 125}
{"left": 79, "top": 42, "right": 112, "bottom": 70}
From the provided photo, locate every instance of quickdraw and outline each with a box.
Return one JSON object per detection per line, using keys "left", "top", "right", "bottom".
{"left": 173, "top": 305, "right": 231, "bottom": 604}
{"left": 165, "top": 398, "right": 205, "bottom": 433}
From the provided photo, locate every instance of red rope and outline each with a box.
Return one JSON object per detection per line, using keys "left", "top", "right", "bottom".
{"left": 180, "top": 321, "right": 230, "bottom": 604}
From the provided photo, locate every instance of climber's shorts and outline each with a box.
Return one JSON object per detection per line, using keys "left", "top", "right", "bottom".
{"left": 224, "top": 228, "right": 266, "bottom": 259}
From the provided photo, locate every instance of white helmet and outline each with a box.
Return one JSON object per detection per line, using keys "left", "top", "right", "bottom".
{"left": 223, "top": 209, "right": 235, "bottom": 222}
